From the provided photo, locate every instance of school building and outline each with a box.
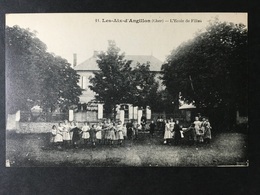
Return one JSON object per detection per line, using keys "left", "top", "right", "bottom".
{"left": 72, "top": 51, "right": 164, "bottom": 123}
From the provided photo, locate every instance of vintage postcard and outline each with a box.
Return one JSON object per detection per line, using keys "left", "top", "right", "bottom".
{"left": 5, "top": 13, "right": 248, "bottom": 167}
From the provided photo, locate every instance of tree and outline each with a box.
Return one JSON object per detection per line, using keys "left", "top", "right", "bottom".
{"left": 6, "top": 26, "right": 45, "bottom": 113}
{"left": 6, "top": 25, "right": 82, "bottom": 115}
{"left": 38, "top": 53, "right": 82, "bottom": 112}
{"left": 161, "top": 20, "right": 248, "bottom": 129}
{"left": 89, "top": 40, "right": 133, "bottom": 118}
{"left": 131, "top": 63, "right": 159, "bottom": 110}
{"left": 89, "top": 40, "right": 159, "bottom": 119}
{"left": 153, "top": 89, "right": 176, "bottom": 114}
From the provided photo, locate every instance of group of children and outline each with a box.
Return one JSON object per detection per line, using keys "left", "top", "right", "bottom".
{"left": 50, "top": 116, "right": 212, "bottom": 149}
{"left": 163, "top": 118, "right": 183, "bottom": 145}
{"left": 181, "top": 116, "right": 212, "bottom": 145}
{"left": 191, "top": 116, "right": 212, "bottom": 144}
{"left": 162, "top": 116, "right": 212, "bottom": 146}
{"left": 50, "top": 119, "right": 128, "bottom": 148}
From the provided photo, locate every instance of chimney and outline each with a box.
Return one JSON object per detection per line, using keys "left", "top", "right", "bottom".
{"left": 93, "top": 51, "right": 98, "bottom": 58}
{"left": 73, "top": 53, "right": 77, "bottom": 67}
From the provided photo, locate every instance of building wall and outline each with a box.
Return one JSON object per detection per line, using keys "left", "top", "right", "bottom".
{"left": 77, "top": 70, "right": 164, "bottom": 103}
{"left": 77, "top": 71, "right": 96, "bottom": 103}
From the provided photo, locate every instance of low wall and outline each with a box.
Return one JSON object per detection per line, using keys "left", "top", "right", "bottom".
{"left": 6, "top": 114, "right": 17, "bottom": 130}
{"left": 16, "top": 122, "right": 57, "bottom": 133}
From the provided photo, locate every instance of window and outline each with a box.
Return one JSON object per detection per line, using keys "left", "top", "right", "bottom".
{"left": 82, "top": 76, "right": 87, "bottom": 89}
{"left": 120, "top": 104, "right": 129, "bottom": 119}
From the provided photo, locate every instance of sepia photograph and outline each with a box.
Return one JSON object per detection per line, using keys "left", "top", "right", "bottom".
{"left": 5, "top": 13, "right": 248, "bottom": 167}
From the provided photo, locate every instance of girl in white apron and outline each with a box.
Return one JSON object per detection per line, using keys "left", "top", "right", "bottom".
{"left": 163, "top": 120, "right": 172, "bottom": 144}
{"left": 96, "top": 122, "right": 102, "bottom": 144}
{"left": 194, "top": 117, "right": 202, "bottom": 143}
{"left": 109, "top": 123, "right": 117, "bottom": 145}
{"left": 54, "top": 122, "right": 64, "bottom": 148}
{"left": 169, "top": 118, "right": 175, "bottom": 139}
{"left": 62, "top": 120, "right": 71, "bottom": 148}
{"left": 198, "top": 117, "right": 207, "bottom": 143}
{"left": 203, "top": 118, "right": 212, "bottom": 144}
{"left": 122, "top": 123, "right": 127, "bottom": 140}
{"left": 117, "top": 121, "right": 124, "bottom": 145}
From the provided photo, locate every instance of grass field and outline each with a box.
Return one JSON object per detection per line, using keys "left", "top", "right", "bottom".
{"left": 6, "top": 131, "right": 248, "bottom": 167}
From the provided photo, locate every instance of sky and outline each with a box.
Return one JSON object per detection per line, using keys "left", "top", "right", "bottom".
{"left": 6, "top": 13, "right": 247, "bottom": 65}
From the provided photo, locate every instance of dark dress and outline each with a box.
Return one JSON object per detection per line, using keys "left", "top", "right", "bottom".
{"left": 126, "top": 122, "right": 133, "bottom": 139}
{"left": 70, "top": 127, "right": 82, "bottom": 142}
{"left": 174, "top": 124, "right": 182, "bottom": 144}
{"left": 157, "top": 117, "right": 162, "bottom": 131}
{"left": 149, "top": 123, "right": 156, "bottom": 135}
{"left": 141, "top": 116, "right": 147, "bottom": 130}
{"left": 162, "top": 122, "right": 166, "bottom": 132}
{"left": 89, "top": 128, "right": 96, "bottom": 142}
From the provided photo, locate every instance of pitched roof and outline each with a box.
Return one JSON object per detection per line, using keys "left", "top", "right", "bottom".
{"left": 74, "top": 55, "right": 163, "bottom": 72}
{"left": 179, "top": 103, "right": 196, "bottom": 110}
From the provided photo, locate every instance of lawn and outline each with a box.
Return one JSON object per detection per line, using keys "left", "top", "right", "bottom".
{"left": 6, "top": 131, "right": 248, "bottom": 167}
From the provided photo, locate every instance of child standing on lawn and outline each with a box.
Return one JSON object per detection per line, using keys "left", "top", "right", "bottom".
{"left": 89, "top": 124, "right": 97, "bottom": 146}
{"left": 198, "top": 117, "right": 206, "bottom": 143}
{"left": 102, "top": 120, "right": 108, "bottom": 144}
{"left": 117, "top": 121, "right": 124, "bottom": 145}
{"left": 164, "top": 120, "right": 172, "bottom": 144}
{"left": 95, "top": 122, "right": 102, "bottom": 144}
{"left": 194, "top": 116, "right": 202, "bottom": 144}
{"left": 185, "top": 123, "right": 196, "bottom": 145}
{"left": 132, "top": 121, "right": 139, "bottom": 140}
{"left": 149, "top": 120, "right": 156, "bottom": 137}
{"left": 109, "top": 122, "right": 117, "bottom": 145}
{"left": 70, "top": 121, "right": 82, "bottom": 148}
{"left": 122, "top": 123, "right": 127, "bottom": 140}
{"left": 173, "top": 120, "right": 182, "bottom": 145}
{"left": 69, "top": 121, "right": 75, "bottom": 145}
{"left": 169, "top": 118, "right": 175, "bottom": 138}
{"left": 54, "top": 122, "right": 64, "bottom": 149}
{"left": 103, "top": 119, "right": 112, "bottom": 145}
{"left": 82, "top": 122, "right": 90, "bottom": 145}
{"left": 50, "top": 125, "right": 57, "bottom": 144}
{"left": 62, "top": 120, "right": 71, "bottom": 148}
{"left": 203, "top": 118, "right": 212, "bottom": 144}
{"left": 127, "top": 120, "right": 133, "bottom": 140}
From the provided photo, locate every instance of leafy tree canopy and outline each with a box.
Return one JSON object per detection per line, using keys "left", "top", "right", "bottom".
{"left": 161, "top": 20, "right": 248, "bottom": 113}
{"left": 6, "top": 25, "right": 82, "bottom": 114}
{"left": 131, "top": 63, "right": 159, "bottom": 109}
{"left": 89, "top": 40, "right": 159, "bottom": 118}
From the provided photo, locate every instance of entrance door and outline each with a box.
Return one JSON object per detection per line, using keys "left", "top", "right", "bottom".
{"left": 120, "top": 104, "right": 129, "bottom": 119}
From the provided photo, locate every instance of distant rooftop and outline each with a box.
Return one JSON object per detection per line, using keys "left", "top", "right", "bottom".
{"left": 74, "top": 54, "right": 163, "bottom": 72}
{"left": 179, "top": 103, "right": 196, "bottom": 110}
